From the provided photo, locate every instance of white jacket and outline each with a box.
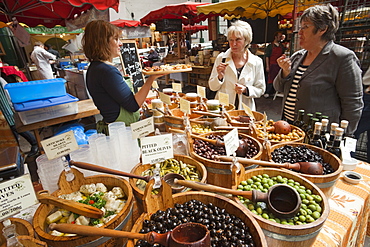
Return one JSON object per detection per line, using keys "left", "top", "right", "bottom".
{"left": 31, "top": 46, "right": 56, "bottom": 79}
{"left": 208, "top": 49, "right": 265, "bottom": 111}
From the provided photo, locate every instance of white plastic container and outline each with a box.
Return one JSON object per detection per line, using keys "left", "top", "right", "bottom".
{"left": 342, "top": 158, "right": 358, "bottom": 171}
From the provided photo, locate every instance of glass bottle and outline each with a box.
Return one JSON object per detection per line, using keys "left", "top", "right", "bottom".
{"left": 340, "top": 120, "right": 349, "bottom": 138}
{"left": 305, "top": 117, "right": 319, "bottom": 143}
{"left": 326, "top": 122, "right": 339, "bottom": 148}
{"left": 2, "top": 219, "right": 24, "bottom": 247}
{"left": 293, "top": 109, "right": 305, "bottom": 129}
{"left": 314, "top": 112, "right": 322, "bottom": 122}
{"left": 320, "top": 119, "right": 329, "bottom": 149}
{"left": 309, "top": 122, "right": 323, "bottom": 148}
{"left": 327, "top": 127, "right": 344, "bottom": 160}
{"left": 302, "top": 113, "right": 313, "bottom": 132}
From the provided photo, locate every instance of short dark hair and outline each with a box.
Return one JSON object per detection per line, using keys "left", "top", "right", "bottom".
{"left": 44, "top": 43, "right": 51, "bottom": 49}
{"left": 300, "top": 3, "right": 339, "bottom": 41}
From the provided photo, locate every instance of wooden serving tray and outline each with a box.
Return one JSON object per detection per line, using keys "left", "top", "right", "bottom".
{"left": 142, "top": 68, "right": 192, "bottom": 75}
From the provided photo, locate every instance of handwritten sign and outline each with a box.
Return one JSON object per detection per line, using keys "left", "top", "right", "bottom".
{"left": 172, "top": 83, "right": 182, "bottom": 93}
{"left": 140, "top": 134, "right": 173, "bottom": 164}
{"left": 224, "top": 128, "right": 239, "bottom": 156}
{"left": 131, "top": 117, "right": 154, "bottom": 140}
{"left": 242, "top": 102, "right": 254, "bottom": 119}
{"left": 120, "top": 40, "right": 144, "bottom": 91}
{"left": 159, "top": 92, "right": 171, "bottom": 105}
{"left": 180, "top": 98, "right": 191, "bottom": 114}
{"left": 0, "top": 174, "right": 38, "bottom": 221}
{"left": 41, "top": 131, "right": 79, "bottom": 160}
{"left": 219, "top": 92, "right": 229, "bottom": 106}
{"left": 152, "top": 81, "right": 159, "bottom": 89}
{"left": 197, "top": 85, "right": 206, "bottom": 99}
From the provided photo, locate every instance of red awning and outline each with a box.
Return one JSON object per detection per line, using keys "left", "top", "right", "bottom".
{"left": 0, "top": 0, "right": 119, "bottom": 28}
{"left": 183, "top": 24, "right": 208, "bottom": 34}
{"left": 140, "top": 1, "right": 212, "bottom": 26}
{"left": 110, "top": 19, "right": 142, "bottom": 28}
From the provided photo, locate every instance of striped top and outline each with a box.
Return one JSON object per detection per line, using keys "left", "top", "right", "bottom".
{"left": 283, "top": 64, "right": 309, "bottom": 122}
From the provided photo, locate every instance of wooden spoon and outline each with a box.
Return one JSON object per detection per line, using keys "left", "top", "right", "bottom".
{"left": 37, "top": 191, "right": 104, "bottom": 218}
{"left": 214, "top": 156, "right": 323, "bottom": 175}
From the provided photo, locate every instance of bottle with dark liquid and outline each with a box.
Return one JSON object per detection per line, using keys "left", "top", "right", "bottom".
{"left": 314, "top": 112, "right": 322, "bottom": 122}
{"left": 327, "top": 127, "right": 344, "bottom": 160}
{"left": 320, "top": 119, "right": 329, "bottom": 149}
{"left": 309, "top": 122, "right": 323, "bottom": 148}
{"left": 305, "top": 117, "right": 319, "bottom": 143}
{"left": 326, "top": 122, "right": 339, "bottom": 148}
{"left": 302, "top": 113, "right": 313, "bottom": 132}
{"left": 340, "top": 120, "right": 349, "bottom": 138}
{"left": 293, "top": 109, "right": 305, "bottom": 129}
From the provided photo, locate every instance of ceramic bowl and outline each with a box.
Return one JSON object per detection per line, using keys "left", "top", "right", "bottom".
{"left": 343, "top": 171, "right": 362, "bottom": 184}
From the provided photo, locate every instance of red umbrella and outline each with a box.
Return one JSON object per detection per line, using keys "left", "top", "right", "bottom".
{"left": 0, "top": 0, "right": 119, "bottom": 28}
{"left": 110, "top": 19, "right": 142, "bottom": 28}
{"left": 183, "top": 24, "right": 208, "bottom": 34}
{"left": 140, "top": 1, "right": 211, "bottom": 26}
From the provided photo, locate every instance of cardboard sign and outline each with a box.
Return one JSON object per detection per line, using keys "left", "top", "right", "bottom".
{"left": 342, "top": 137, "right": 357, "bottom": 161}
{"left": 197, "top": 85, "right": 206, "bottom": 99}
{"left": 41, "top": 130, "right": 79, "bottom": 160}
{"left": 242, "top": 102, "right": 254, "bottom": 119}
{"left": 0, "top": 174, "right": 38, "bottom": 221}
{"left": 131, "top": 117, "right": 154, "bottom": 139}
{"left": 140, "top": 134, "right": 173, "bottom": 164}
{"left": 224, "top": 128, "right": 239, "bottom": 156}
{"left": 172, "top": 82, "right": 182, "bottom": 93}
{"left": 152, "top": 81, "right": 159, "bottom": 89}
{"left": 219, "top": 92, "right": 229, "bottom": 106}
{"left": 159, "top": 92, "right": 172, "bottom": 105}
{"left": 180, "top": 98, "right": 191, "bottom": 114}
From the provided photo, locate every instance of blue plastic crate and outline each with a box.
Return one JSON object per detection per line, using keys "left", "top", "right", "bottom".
{"left": 59, "top": 61, "right": 72, "bottom": 68}
{"left": 4, "top": 78, "right": 67, "bottom": 103}
{"left": 77, "top": 63, "right": 88, "bottom": 70}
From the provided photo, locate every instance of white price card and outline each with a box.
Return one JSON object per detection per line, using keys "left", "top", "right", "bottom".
{"left": 342, "top": 137, "right": 357, "bottom": 161}
{"left": 140, "top": 134, "right": 173, "bottom": 164}
{"left": 41, "top": 130, "right": 79, "bottom": 160}
{"left": 242, "top": 102, "right": 254, "bottom": 119}
{"left": 152, "top": 80, "right": 159, "bottom": 89}
{"left": 0, "top": 174, "right": 38, "bottom": 221}
{"left": 180, "top": 98, "right": 191, "bottom": 114}
{"left": 219, "top": 92, "right": 229, "bottom": 106}
{"left": 172, "top": 82, "right": 182, "bottom": 93}
{"left": 131, "top": 117, "right": 154, "bottom": 140}
{"left": 159, "top": 92, "right": 172, "bottom": 105}
{"left": 197, "top": 85, "right": 206, "bottom": 99}
{"left": 224, "top": 128, "right": 239, "bottom": 156}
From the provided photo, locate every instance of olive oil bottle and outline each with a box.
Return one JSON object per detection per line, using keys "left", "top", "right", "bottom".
{"left": 327, "top": 127, "right": 344, "bottom": 160}
{"left": 326, "top": 122, "right": 339, "bottom": 148}
{"left": 320, "top": 119, "right": 329, "bottom": 149}
{"left": 309, "top": 122, "right": 323, "bottom": 148}
{"left": 293, "top": 109, "right": 305, "bottom": 129}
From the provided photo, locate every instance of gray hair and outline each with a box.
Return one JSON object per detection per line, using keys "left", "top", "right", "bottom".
{"left": 227, "top": 20, "right": 253, "bottom": 49}
{"left": 300, "top": 3, "right": 339, "bottom": 41}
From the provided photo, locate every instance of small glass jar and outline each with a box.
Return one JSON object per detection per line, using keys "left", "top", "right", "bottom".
{"left": 207, "top": 99, "right": 220, "bottom": 112}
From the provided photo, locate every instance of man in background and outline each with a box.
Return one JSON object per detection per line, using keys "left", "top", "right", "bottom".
{"left": 44, "top": 43, "right": 60, "bottom": 76}
{"left": 30, "top": 41, "right": 56, "bottom": 79}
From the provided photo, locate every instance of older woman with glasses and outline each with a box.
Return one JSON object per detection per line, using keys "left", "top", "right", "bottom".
{"left": 274, "top": 4, "right": 363, "bottom": 135}
{"left": 208, "top": 20, "right": 265, "bottom": 111}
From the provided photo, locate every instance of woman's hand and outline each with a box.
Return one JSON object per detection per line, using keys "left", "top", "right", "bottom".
{"left": 277, "top": 54, "right": 291, "bottom": 78}
{"left": 217, "top": 62, "right": 228, "bottom": 80}
{"left": 235, "top": 83, "right": 247, "bottom": 95}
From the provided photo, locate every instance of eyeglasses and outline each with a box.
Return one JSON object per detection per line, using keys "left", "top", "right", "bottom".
{"left": 299, "top": 24, "right": 312, "bottom": 31}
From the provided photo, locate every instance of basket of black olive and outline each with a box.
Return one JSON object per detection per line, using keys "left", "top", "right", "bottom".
{"left": 233, "top": 168, "right": 329, "bottom": 247}
{"left": 270, "top": 143, "right": 342, "bottom": 198}
{"left": 127, "top": 179, "right": 268, "bottom": 247}
{"left": 190, "top": 131, "right": 262, "bottom": 188}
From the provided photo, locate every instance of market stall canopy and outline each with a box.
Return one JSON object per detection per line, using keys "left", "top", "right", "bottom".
{"left": 110, "top": 19, "right": 150, "bottom": 39}
{"left": 140, "top": 1, "right": 212, "bottom": 26}
{"left": 183, "top": 24, "right": 208, "bottom": 34}
{"left": 110, "top": 19, "right": 142, "bottom": 28}
{"left": 0, "top": 0, "right": 119, "bottom": 28}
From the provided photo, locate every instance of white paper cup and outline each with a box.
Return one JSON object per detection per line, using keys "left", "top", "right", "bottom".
{"left": 342, "top": 158, "right": 358, "bottom": 171}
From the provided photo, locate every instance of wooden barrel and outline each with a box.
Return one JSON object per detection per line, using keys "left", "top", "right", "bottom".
{"left": 270, "top": 142, "right": 342, "bottom": 198}
{"left": 33, "top": 168, "right": 134, "bottom": 247}
{"left": 129, "top": 155, "right": 207, "bottom": 214}
{"left": 127, "top": 191, "right": 268, "bottom": 247}
{"left": 164, "top": 108, "right": 202, "bottom": 131}
{"left": 191, "top": 131, "right": 262, "bottom": 188}
{"left": 233, "top": 168, "right": 329, "bottom": 247}
{"left": 0, "top": 218, "right": 35, "bottom": 247}
{"left": 255, "top": 124, "right": 305, "bottom": 146}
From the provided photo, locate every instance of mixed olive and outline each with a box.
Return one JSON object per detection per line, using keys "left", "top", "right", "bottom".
{"left": 271, "top": 145, "right": 335, "bottom": 175}
{"left": 134, "top": 199, "right": 256, "bottom": 247}
{"left": 193, "top": 134, "right": 259, "bottom": 160}
{"left": 256, "top": 120, "right": 304, "bottom": 142}
{"left": 238, "top": 174, "right": 323, "bottom": 225}
{"left": 191, "top": 123, "right": 213, "bottom": 134}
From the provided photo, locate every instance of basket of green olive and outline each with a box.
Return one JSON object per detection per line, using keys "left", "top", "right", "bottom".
{"left": 233, "top": 168, "right": 329, "bottom": 247}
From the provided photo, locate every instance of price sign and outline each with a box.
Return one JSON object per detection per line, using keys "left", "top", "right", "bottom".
{"left": 152, "top": 80, "right": 159, "bottom": 89}
{"left": 180, "top": 98, "right": 191, "bottom": 114}
{"left": 342, "top": 137, "right": 357, "bottom": 161}
{"left": 242, "top": 102, "right": 254, "bottom": 119}
{"left": 41, "top": 131, "right": 79, "bottom": 160}
{"left": 131, "top": 117, "right": 154, "bottom": 139}
{"left": 219, "top": 92, "right": 229, "bottom": 106}
{"left": 140, "top": 134, "right": 173, "bottom": 164}
{"left": 224, "top": 128, "right": 239, "bottom": 156}
{"left": 159, "top": 92, "right": 172, "bottom": 105}
{"left": 172, "top": 82, "right": 182, "bottom": 93}
{"left": 197, "top": 85, "right": 206, "bottom": 99}
{"left": 0, "top": 174, "right": 38, "bottom": 221}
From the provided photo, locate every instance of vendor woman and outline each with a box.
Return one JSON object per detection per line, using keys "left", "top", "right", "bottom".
{"left": 82, "top": 20, "right": 163, "bottom": 134}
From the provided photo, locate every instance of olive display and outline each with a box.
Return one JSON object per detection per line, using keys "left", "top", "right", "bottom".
{"left": 238, "top": 174, "right": 323, "bottom": 225}
{"left": 134, "top": 199, "right": 256, "bottom": 247}
{"left": 193, "top": 134, "right": 259, "bottom": 160}
{"left": 271, "top": 145, "right": 335, "bottom": 175}
{"left": 256, "top": 120, "right": 304, "bottom": 142}
{"left": 191, "top": 123, "right": 213, "bottom": 134}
